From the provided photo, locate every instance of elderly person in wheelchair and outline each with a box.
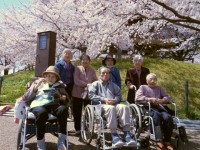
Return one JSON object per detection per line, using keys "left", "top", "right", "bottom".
{"left": 21, "top": 66, "right": 69, "bottom": 150}
{"left": 88, "top": 66, "right": 136, "bottom": 147}
{"left": 135, "top": 73, "right": 174, "bottom": 150}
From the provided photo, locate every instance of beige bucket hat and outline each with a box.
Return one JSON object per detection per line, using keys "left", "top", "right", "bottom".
{"left": 42, "top": 66, "right": 60, "bottom": 81}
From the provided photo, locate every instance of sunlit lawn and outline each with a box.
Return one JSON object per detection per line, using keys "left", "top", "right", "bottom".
{"left": 1, "top": 58, "right": 200, "bottom": 119}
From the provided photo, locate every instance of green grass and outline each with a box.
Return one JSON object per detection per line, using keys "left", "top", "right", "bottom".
{"left": 1, "top": 57, "right": 200, "bottom": 119}
{"left": 0, "top": 70, "right": 34, "bottom": 103}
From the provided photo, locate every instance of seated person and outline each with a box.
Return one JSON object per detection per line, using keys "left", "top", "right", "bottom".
{"left": 21, "top": 66, "right": 69, "bottom": 150}
{"left": 88, "top": 66, "right": 136, "bottom": 147}
{"left": 14, "top": 77, "right": 40, "bottom": 123}
{"left": 135, "top": 73, "right": 174, "bottom": 150}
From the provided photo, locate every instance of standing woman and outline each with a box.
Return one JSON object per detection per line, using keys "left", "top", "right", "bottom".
{"left": 125, "top": 54, "right": 150, "bottom": 103}
{"left": 72, "top": 54, "right": 98, "bottom": 134}
{"left": 55, "top": 48, "right": 75, "bottom": 101}
{"left": 101, "top": 54, "right": 121, "bottom": 89}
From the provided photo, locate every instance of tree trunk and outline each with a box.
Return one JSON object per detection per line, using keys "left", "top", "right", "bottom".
{"left": 4, "top": 69, "right": 9, "bottom": 75}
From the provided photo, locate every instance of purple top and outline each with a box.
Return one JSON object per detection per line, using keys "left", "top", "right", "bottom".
{"left": 135, "top": 85, "right": 171, "bottom": 103}
{"left": 65, "top": 62, "right": 73, "bottom": 84}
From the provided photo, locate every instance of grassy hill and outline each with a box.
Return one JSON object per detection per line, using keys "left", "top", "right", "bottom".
{"left": 1, "top": 57, "right": 200, "bottom": 119}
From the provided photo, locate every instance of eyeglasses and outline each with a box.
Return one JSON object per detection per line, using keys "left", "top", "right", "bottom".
{"left": 101, "top": 72, "right": 110, "bottom": 75}
{"left": 134, "top": 60, "right": 142, "bottom": 63}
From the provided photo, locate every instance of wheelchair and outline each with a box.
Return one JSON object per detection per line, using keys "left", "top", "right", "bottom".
{"left": 15, "top": 77, "right": 69, "bottom": 150}
{"left": 81, "top": 100, "right": 140, "bottom": 150}
{"left": 16, "top": 106, "right": 69, "bottom": 150}
{"left": 129, "top": 101, "right": 188, "bottom": 149}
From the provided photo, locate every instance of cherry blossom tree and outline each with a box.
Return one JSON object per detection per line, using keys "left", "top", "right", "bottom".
{"left": 0, "top": 4, "right": 37, "bottom": 71}
{"left": 25, "top": 0, "right": 200, "bottom": 59}
{"left": 129, "top": 0, "right": 200, "bottom": 60}
{"left": 0, "top": 0, "right": 199, "bottom": 70}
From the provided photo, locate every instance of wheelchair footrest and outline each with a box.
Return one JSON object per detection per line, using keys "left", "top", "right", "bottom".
{"left": 104, "top": 143, "right": 139, "bottom": 150}
{"left": 46, "top": 123, "right": 58, "bottom": 133}
{"left": 26, "top": 123, "right": 58, "bottom": 134}
{"left": 26, "top": 124, "right": 36, "bottom": 134}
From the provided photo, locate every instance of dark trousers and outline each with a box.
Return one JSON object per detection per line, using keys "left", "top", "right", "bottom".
{"left": 72, "top": 97, "right": 90, "bottom": 131}
{"left": 65, "top": 83, "right": 73, "bottom": 99}
{"left": 66, "top": 83, "right": 73, "bottom": 117}
{"left": 150, "top": 109, "right": 174, "bottom": 142}
{"left": 127, "top": 89, "right": 136, "bottom": 104}
{"left": 31, "top": 105, "right": 68, "bottom": 140}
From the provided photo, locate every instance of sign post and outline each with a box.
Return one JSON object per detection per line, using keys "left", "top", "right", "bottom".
{"left": 35, "top": 31, "right": 57, "bottom": 77}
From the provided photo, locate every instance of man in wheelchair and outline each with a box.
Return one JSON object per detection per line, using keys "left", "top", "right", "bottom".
{"left": 21, "top": 66, "right": 69, "bottom": 150}
{"left": 135, "top": 73, "right": 174, "bottom": 150}
{"left": 88, "top": 66, "right": 136, "bottom": 147}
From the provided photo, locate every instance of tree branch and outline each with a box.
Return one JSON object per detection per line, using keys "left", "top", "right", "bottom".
{"left": 151, "top": 0, "right": 200, "bottom": 24}
{"left": 160, "top": 17, "right": 200, "bottom": 32}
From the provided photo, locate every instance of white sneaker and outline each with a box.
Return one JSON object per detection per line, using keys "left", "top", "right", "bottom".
{"left": 112, "top": 136, "right": 124, "bottom": 147}
{"left": 37, "top": 138, "right": 46, "bottom": 150}
{"left": 58, "top": 133, "right": 67, "bottom": 150}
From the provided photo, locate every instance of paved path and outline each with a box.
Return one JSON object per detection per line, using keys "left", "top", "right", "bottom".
{"left": 180, "top": 119, "right": 200, "bottom": 130}
{"left": 0, "top": 114, "right": 200, "bottom": 150}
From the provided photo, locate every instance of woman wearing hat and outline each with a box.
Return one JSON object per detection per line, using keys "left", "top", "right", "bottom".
{"left": 101, "top": 54, "right": 121, "bottom": 89}
{"left": 22, "top": 66, "right": 69, "bottom": 150}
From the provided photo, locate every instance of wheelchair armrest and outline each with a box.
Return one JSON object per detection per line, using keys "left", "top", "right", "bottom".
{"left": 163, "top": 102, "right": 177, "bottom": 117}
{"left": 162, "top": 101, "right": 176, "bottom": 109}
{"left": 135, "top": 98, "right": 150, "bottom": 105}
{"left": 120, "top": 100, "right": 129, "bottom": 105}
{"left": 91, "top": 100, "right": 102, "bottom": 105}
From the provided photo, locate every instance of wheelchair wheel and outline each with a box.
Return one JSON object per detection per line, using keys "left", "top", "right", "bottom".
{"left": 140, "top": 135, "right": 150, "bottom": 148}
{"left": 81, "top": 105, "right": 95, "bottom": 144}
{"left": 174, "top": 135, "right": 179, "bottom": 149}
{"left": 17, "top": 120, "right": 24, "bottom": 150}
{"left": 129, "top": 104, "right": 142, "bottom": 134}
{"left": 96, "top": 137, "right": 103, "bottom": 150}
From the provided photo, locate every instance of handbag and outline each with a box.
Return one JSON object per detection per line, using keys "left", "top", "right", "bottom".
{"left": 14, "top": 100, "right": 26, "bottom": 119}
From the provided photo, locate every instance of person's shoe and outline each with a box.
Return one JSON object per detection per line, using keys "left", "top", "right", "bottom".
{"left": 37, "top": 138, "right": 46, "bottom": 150}
{"left": 111, "top": 133, "right": 124, "bottom": 147}
{"left": 125, "top": 136, "right": 136, "bottom": 145}
{"left": 164, "top": 142, "right": 174, "bottom": 150}
{"left": 124, "top": 131, "right": 136, "bottom": 146}
{"left": 57, "top": 133, "right": 67, "bottom": 150}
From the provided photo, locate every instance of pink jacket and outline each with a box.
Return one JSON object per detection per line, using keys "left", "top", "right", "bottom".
{"left": 72, "top": 66, "right": 97, "bottom": 99}
{"left": 135, "top": 85, "right": 171, "bottom": 103}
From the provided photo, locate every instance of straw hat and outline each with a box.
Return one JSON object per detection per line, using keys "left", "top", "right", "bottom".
{"left": 102, "top": 54, "right": 116, "bottom": 66}
{"left": 42, "top": 66, "right": 60, "bottom": 81}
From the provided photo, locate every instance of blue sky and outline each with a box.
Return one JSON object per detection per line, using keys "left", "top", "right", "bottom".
{"left": 0, "top": 0, "right": 32, "bottom": 10}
